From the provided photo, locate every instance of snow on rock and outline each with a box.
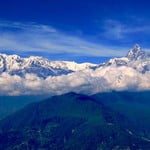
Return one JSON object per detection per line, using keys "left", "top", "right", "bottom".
{"left": 100, "top": 44, "right": 150, "bottom": 73}
{"left": 0, "top": 54, "right": 96, "bottom": 78}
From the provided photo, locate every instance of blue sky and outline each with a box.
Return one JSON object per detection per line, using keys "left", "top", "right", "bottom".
{"left": 0, "top": 0, "right": 150, "bottom": 63}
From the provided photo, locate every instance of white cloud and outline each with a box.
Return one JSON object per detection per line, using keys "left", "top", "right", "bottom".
{"left": 0, "top": 20, "right": 126, "bottom": 57}
{"left": 0, "top": 66, "right": 149, "bottom": 96}
{"left": 103, "top": 19, "right": 150, "bottom": 40}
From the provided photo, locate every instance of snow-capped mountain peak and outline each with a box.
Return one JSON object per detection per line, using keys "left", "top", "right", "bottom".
{"left": 127, "top": 44, "right": 147, "bottom": 60}
{"left": 0, "top": 53, "right": 96, "bottom": 78}
{"left": 97, "top": 44, "right": 150, "bottom": 73}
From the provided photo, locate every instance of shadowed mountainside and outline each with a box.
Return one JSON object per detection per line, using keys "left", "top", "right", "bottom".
{"left": 0, "top": 92, "right": 150, "bottom": 149}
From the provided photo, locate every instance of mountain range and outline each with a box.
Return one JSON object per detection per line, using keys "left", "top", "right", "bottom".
{"left": 0, "top": 44, "right": 149, "bottom": 96}
{"left": 0, "top": 53, "right": 96, "bottom": 78}
{"left": 0, "top": 44, "right": 149, "bottom": 78}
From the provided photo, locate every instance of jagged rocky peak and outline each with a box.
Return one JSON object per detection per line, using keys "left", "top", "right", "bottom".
{"left": 127, "top": 44, "right": 147, "bottom": 60}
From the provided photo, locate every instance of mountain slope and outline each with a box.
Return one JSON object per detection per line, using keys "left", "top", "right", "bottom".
{"left": 0, "top": 93, "right": 150, "bottom": 150}
{"left": 93, "top": 91, "right": 150, "bottom": 138}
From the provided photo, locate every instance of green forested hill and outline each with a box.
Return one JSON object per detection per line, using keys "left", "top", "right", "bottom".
{"left": 0, "top": 92, "right": 150, "bottom": 150}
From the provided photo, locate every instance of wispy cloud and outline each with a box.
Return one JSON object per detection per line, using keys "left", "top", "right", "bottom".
{"left": 0, "top": 20, "right": 127, "bottom": 57}
{"left": 103, "top": 19, "right": 150, "bottom": 39}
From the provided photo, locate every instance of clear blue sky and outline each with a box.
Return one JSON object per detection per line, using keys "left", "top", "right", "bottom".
{"left": 0, "top": 0, "right": 149, "bottom": 63}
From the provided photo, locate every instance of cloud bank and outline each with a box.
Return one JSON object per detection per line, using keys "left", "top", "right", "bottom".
{"left": 0, "top": 66, "right": 149, "bottom": 96}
